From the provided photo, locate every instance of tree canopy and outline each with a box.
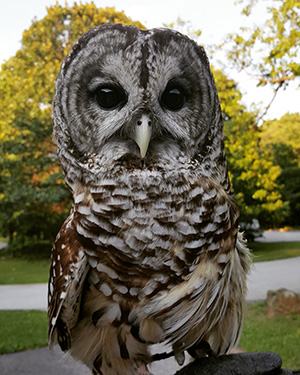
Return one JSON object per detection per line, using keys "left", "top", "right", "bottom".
{"left": 221, "top": 0, "right": 300, "bottom": 119}
{"left": 0, "top": 1, "right": 297, "bottom": 255}
{"left": 213, "top": 68, "right": 284, "bottom": 227}
{"left": 260, "top": 113, "right": 300, "bottom": 163}
{"left": 224, "top": 0, "right": 300, "bottom": 86}
{"left": 260, "top": 113, "right": 300, "bottom": 226}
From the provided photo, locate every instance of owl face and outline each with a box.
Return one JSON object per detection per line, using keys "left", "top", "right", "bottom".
{"left": 54, "top": 24, "right": 223, "bottom": 179}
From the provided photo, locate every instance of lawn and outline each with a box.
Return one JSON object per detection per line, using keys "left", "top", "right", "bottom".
{"left": 0, "top": 310, "right": 48, "bottom": 354}
{"left": 0, "top": 258, "right": 50, "bottom": 284}
{"left": 240, "top": 302, "right": 300, "bottom": 370}
{"left": 249, "top": 241, "right": 300, "bottom": 262}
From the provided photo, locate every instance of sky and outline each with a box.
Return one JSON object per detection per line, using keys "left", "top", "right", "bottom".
{"left": 0, "top": 0, "right": 299, "bottom": 120}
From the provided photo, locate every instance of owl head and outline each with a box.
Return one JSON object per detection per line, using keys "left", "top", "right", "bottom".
{"left": 53, "top": 24, "right": 225, "bottom": 190}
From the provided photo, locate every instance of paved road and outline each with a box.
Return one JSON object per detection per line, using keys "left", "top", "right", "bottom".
{"left": 256, "top": 230, "right": 300, "bottom": 243}
{"left": 0, "top": 283, "right": 48, "bottom": 311}
{"left": 247, "top": 256, "right": 300, "bottom": 302}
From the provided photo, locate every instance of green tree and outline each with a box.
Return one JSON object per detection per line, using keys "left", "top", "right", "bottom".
{"left": 260, "top": 113, "right": 300, "bottom": 163}
{"left": 0, "top": 3, "right": 287, "bottom": 256}
{"left": 213, "top": 69, "right": 285, "bottom": 229}
{"left": 225, "top": 0, "right": 300, "bottom": 85}
{"left": 0, "top": 2, "right": 144, "bottom": 255}
{"left": 260, "top": 113, "right": 300, "bottom": 226}
{"left": 222, "top": 0, "right": 300, "bottom": 118}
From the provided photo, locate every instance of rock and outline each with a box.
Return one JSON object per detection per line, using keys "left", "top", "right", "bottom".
{"left": 266, "top": 288, "right": 300, "bottom": 318}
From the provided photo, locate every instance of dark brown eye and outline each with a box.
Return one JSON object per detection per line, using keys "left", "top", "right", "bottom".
{"left": 94, "top": 86, "right": 127, "bottom": 110}
{"left": 160, "top": 85, "right": 186, "bottom": 111}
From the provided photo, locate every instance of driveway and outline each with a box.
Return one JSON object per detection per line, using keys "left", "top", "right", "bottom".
{"left": 256, "top": 230, "right": 300, "bottom": 243}
{"left": 247, "top": 256, "right": 300, "bottom": 302}
{"left": 0, "top": 283, "right": 48, "bottom": 311}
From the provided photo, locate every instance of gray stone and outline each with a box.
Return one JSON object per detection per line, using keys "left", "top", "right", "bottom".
{"left": 266, "top": 288, "right": 300, "bottom": 318}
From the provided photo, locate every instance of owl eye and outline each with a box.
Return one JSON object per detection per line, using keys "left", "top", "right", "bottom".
{"left": 94, "top": 86, "right": 127, "bottom": 110}
{"left": 160, "top": 85, "right": 186, "bottom": 111}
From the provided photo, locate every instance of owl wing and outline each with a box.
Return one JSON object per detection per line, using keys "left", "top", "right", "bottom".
{"left": 48, "top": 209, "right": 89, "bottom": 350}
{"left": 141, "top": 179, "right": 250, "bottom": 355}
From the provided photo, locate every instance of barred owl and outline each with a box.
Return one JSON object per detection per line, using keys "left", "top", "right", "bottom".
{"left": 48, "top": 24, "right": 251, "bottom": 375}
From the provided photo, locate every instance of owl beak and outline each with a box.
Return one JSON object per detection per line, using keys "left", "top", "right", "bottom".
{"left": 135, "top": 114, "right": 152, "bottom": 158}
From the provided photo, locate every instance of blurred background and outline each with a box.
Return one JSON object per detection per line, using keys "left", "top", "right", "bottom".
{"left": 0, "top": 0, "right": 299, "bottom": 255}
{"left": 0, "top": 0, "right": 299, "bottom": 370}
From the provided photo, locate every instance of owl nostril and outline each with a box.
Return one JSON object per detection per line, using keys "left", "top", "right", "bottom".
{"left": 137, "top": 120, "right": 151, "bottom": 126}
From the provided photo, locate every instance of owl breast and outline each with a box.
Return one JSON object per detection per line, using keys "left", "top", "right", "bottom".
{"left": 72, "top": 161, "right": 238, "bottom": 324}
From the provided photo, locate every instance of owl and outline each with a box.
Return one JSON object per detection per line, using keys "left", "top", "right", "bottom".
{"left": 48, "top": 24, "right": 251, "bottom": 375}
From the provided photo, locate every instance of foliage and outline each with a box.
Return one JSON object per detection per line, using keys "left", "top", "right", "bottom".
{"left": 0, "top": 310, "right": 48, "bottom": 354}
{"left": 213, "top": 68, "right": 285, "bottom": 228}
{"left": 163, "top": 17, "right": 202, "bottom": 41}
{"left": 224, "top": 0, "right": 300, "bottom": 86}
{"left": 277, "top": 167, "right": 300, "bottom": 226}
{"left": 249, "top": 241, "right": 300, "bottom": 262}
{"left": 260, "top": 113, "right": 300, "bottom": 165}
{"left": 0, "top": 2, "right": 292, "bottom": 258}
{"left": 221, "top": 0, "right": 300, "bottom": 120}
{"left": 0, "top": 2, "right": 144, "bottom": 254}
{"left": 260, "top": 113, "right": 300, "bottom": 226}
{"left": 240, "top": 301, "right": 300, "bottom": 369}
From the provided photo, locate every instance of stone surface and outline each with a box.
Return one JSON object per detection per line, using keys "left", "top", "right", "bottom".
{"left": 266, "top": 288, "right": 300, "bottom": 318}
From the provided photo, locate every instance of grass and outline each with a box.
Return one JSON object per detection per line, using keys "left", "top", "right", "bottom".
{"left": 240, "top": 302, "right": 300, "bottom": 370}
{"left": 0, "top": 310, "right": 48, "bottom": 354}
{"left": 0, "top": 258, "right": 50, "bottom": 284}
{"left": 249, "top": 241, "right": 300, "bottom": 262}
{"left": 0, "top": 304, "right": 299, "bottom": 371}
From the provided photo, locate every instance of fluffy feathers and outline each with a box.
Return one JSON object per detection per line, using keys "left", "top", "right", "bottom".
{"left": 48, "top": 24, "right": 251, "bottom": 375}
